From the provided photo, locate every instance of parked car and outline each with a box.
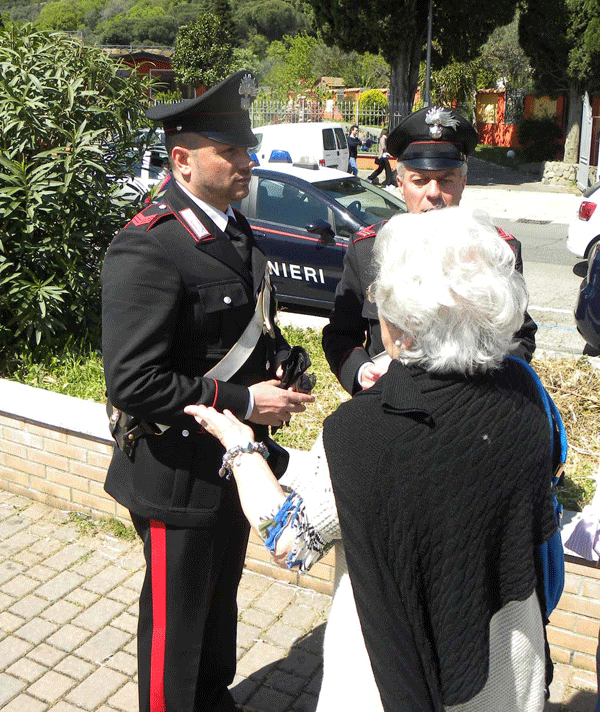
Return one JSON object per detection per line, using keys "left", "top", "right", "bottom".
{"left": 567, "top": 180, "right": 600, "bottom": 258}
{"left": 574, "top": 240, "right": 600, "bottom": 351}
{"left": 252, "top": 123, "right": 350, "bottom": 171}
{"left": 234, "top": 163, "right": 406, "bottom": 311}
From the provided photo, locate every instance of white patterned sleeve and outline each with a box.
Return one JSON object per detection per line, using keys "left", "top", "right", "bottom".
{"left": 259, "top": 432, "right": 340, "bottom": 572}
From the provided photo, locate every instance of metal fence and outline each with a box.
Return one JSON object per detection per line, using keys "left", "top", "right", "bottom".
{"left": 251, "top": 100, "right": 392, "bottom": 131}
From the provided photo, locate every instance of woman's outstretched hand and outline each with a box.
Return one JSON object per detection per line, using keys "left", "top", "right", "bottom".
{"left": 184, "top": 405, "right": 255, "bottom": 451}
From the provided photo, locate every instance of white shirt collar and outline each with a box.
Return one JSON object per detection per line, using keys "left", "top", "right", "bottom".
{"left": 175, "top": 180, "right": 235, "bottom": 232}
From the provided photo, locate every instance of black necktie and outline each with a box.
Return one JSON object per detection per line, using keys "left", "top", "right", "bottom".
{"left": 225, "top": 216, "right": 251, "bottom": 267}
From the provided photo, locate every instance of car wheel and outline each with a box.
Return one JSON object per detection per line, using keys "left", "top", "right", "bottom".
{"left": 585, "top": 235, "right": 600, "bottom": 259}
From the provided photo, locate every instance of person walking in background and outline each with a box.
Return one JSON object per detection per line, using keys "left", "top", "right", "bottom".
{"left": 347, "top": 124, "right": 362, "bottom": 176}
{"left": 367, "top": 128, "right": 394, "bottom": 186}
{"left": 101, "top": 71, "right": 313, "bottom": 712}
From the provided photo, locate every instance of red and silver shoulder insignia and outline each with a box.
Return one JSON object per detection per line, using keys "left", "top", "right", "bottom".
{"left": 130, "top": 210, "right": 156, "bottom": 226}
{"left": 179, "top": 208, "right": 211, "bottom": 241}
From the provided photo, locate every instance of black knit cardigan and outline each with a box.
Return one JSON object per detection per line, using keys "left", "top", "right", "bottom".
{"left": 323, "top": 359, "right": 557, "bottom": 712}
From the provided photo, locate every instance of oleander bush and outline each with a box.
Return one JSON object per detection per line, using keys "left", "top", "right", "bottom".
{"left": 0, "top": 22, "right": 154, "bottom": 369}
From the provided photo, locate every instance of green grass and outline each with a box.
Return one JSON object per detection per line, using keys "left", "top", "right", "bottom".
{"left": 473, "top": 144, "right": 528, "bottom": 169}
{"left": 69, "top": 512, "right": 137, "bottom": 541}
{"left": 4, "top": 331, "right": 598, "bottom": 511}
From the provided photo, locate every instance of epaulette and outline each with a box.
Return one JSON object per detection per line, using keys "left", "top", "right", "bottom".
{"left": 496, "top": 226, "right": 516, "bottom": 243}
{"left": 352, "top": 224, "right": 378, "bottom": 244}
{"left": 124, "top": 202, "right": 174, "bottom": 231}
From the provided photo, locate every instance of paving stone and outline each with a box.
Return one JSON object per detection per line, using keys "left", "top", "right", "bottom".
{"left": 264, "top": 621, "right": 304, "bottom": 649}
{"left": 0, "top": 636, "right": 33, "bottom": 669}
{"left": 64, "top": 588, "right": 99, "bottom": 608}
{"left": 3, "top": 531, "right": 39, "bottom": 557}
{"left": 44, "top": 702, "right": 82, "bottom": 712}
{"left": 35, "top": 572, "right": 84, "bottom": 602}
{"left": 43, "top": 544, "right": 88, "bottom": 571}
{"left": 6, "top": 656, "right": 47, "bottom": 683}
{"left": 13, "top": 617, "right": 58, "bottom": 645}
{"left": 46, "top": 623, "right": 92, "bottom": 653}
{"left": 1, "top": 574, "right": 38, "bottom": 598}
{"left": 111, "top": 611, "right": 137, "bottom": 635}
{"left": 107, "top": 680, "right": 138, "bottom": 711}
{"left": 236, "top": 641, "right": 285, "bottom": 679}
{"left": 26, "top": 565, "right": 56, "bottom": 582}
{"left": 236, "top": 622, "right": 263, "bottom": 651}
{"left": 28, "top": 670, "right": 76, "bottom": 703}
{"left": 54, "top": 655, "right": 96, "bottom": 680}
{"left": 11, "top": 550, "right": 44, "bottom": 568}
{"left": 0, "top": 561, "right": 25, "bottom": 586}
{"left": 106, "top": 585, "right": 139, "bottom": 606}
{"left": 28, "top": 539, "right": 63, "bottom": 558}
{"left": 231, "top": 674, "right": 259, "bottom": 704}
{"left": 8, "top": 595, "right": 48, "bottom": 620}
{"left": 292, "top": 691, "right": 319, "bottom": 712}
{"left": 305, "top": 668, "right": 323, "bottom": 696}
{"left": 253, "top": 584, "right": 297, "bottom": 616}
{"left": 280, "top": 605, "right": 320, "bottom": 632}
{"left": 104, "top": 650, "right": 137, "bottom": 677}
{"left": 246, "top": 685, "right": 293, "bottom": 712}
{"left": 0, "top": 591, "right": 16, "bottom": 611}
{"left": 123, "top": 638, "right": 137, "bottom": 656}
{"left": 278, "top": 648, "right": 322, "bottom": 678}
{"left": 0, "top": 672, "right": 26, "bottom": 707}
{"left": 71, "top": 597, "right": 125, "bottom": 632}
{"left": 27, "top": 642, "right": 67, "bottom": 667}
{"left": 263, "top": 668, "right": 310, "bottom": 697}
{"left": 123, "top": 570, "right": 144, "bottom": 591}
{"left": 240, "top": 571, "right": 274, "bottom": 592}
{"left": 1, "top": 693, "right": 49, "bottom": 712}
{"left": 40, "top": 600, "right": 80, "bottom": 625}
{"left": 66, "top": 665, "right": 127, "bottom": 709}
{"left": 240, "top": 608, "right": 277, "bottom": 630}
{"left": 0, "top": 611, "right": 25, "bottom": 633}
{"left": 0, "top": 518, "right": 29, "bottom": 541}
{"left": 76, "top": 626, "right": 131, "bottom": 664}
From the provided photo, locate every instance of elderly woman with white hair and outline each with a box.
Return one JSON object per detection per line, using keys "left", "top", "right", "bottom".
{"left": 185, "top": 207, "right": 557, "bottom": 712}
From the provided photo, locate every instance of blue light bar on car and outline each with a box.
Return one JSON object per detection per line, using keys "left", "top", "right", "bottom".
{"left": 269, "top": 150, "right": 293, "bottom": 163}
{"left": 249, "top": 152, "right": 259, "bottom": 165}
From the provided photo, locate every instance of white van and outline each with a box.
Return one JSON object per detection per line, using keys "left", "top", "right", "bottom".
{"left": 252, "top": 122, "right": 350, "bottom": 170}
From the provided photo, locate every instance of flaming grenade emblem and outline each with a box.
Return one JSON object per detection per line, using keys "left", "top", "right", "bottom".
{"left": 425, "top": 107, "right": 459, "bottom": 139}
{"left": 239, "top": 74, "right": 258, "bottom": 110}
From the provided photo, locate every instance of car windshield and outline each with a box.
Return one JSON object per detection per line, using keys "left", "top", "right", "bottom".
{"left": 314, "top": 177, "right": 405, "bottom": 223}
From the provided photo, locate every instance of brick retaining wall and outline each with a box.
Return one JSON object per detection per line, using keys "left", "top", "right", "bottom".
{"left": 1, "top": 378, "right": 599, "bottom": 670}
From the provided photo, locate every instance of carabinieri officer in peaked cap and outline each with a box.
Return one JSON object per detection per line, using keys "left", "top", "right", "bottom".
{"left": 322, "top": 105, "right": 537, "bottom": 394}
{"left": 101, "top": 71, "right": 314, "bottom": 712}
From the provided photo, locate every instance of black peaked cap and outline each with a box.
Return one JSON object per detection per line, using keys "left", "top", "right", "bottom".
{"left": 146, "top": 70, "right": 259, "bottom": 148}
{"left": 388, "top": 106, "right": 479, "bottom": 170}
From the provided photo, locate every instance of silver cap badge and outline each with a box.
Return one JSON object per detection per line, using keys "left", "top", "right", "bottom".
{"left": 425, "top": 107, "right": 459, "bottom": 139}
{"left": 239, "top": 74, "right": 258, "bottom": 111}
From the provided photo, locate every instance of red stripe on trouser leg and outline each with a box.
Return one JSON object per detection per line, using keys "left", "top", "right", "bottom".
{"left": 149, "top": 520, "right": 167, "bottom": 712}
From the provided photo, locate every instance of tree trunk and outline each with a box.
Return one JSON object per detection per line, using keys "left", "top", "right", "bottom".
{"left": 563, "top": 81, "right": 582, "bottom": 164}
{"left": 388, "top": 35, "right": 422, "bottom": 126}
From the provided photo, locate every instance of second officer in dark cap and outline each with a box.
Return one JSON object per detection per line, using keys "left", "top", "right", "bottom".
{"left": 322, "top": 106, "right": 537, "bottom": 394}
{"left": 101, "top": 71, "right": 314, "bottom": 712}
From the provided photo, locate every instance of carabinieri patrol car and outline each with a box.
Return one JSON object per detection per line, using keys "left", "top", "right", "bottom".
{"left": 234, "top": 162, "right": 406, "bottom": 311}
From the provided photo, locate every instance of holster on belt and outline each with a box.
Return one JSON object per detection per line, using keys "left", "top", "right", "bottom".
{"left": 106, "top": 400, "right": 162, "bottom": 459}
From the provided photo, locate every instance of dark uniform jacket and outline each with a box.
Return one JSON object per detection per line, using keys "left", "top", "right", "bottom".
{"left": 101, "top": 179, "right": 289, "bottom": 527}
{"left": 322, "top": 224, "right": 538, "bottom": 394}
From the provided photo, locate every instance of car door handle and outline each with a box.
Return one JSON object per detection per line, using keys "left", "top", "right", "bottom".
{"left": 253, "top": 231, "right": 266, "bottom": 238}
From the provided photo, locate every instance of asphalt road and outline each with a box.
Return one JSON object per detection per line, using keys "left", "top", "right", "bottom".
{"left": 496, "top": 219, "right": 589, "bottom": 357}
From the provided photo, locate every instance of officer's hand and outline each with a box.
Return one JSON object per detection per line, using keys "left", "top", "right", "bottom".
{"left": 184, "top": 405, "right": 253, "bottom": 451}
{"left": 248, "top": 380, "right": 314, "bottom": 427}
{"left": 358, "top": 362, "right": 387, "bottom": 390}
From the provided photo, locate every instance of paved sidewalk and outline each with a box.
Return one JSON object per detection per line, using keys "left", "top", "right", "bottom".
{"left": 0, "top": 490, "right": 598, "bottom": 711}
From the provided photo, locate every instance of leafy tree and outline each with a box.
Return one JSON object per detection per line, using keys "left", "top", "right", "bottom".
{"left": 0, "top": 22, "right": 153, "bottom": 365}
{"left": 358, "top": 88, "right": 388, "bottom": 125}
{"left": 233, "top": 0, "right": 310, "bottom": 42}
{"left": 265, "top": 31, "right": 319, "bottom": 95}
{"left": 303, "top": 0, "right": 518, "bottom": 119}
{"left": 34, "top": 0, "right": 81, "bottom": 31}
{"left": 519, "top": 0, "right": 600, "bottom": 163}
{"left": 419, "top": 59, "right": 481, "bottom": 119}
{"left": 478, "top": 13, "right": 533, "bottom": 91}
{"left": 172, "top": 12, "right": 235, "bottom": 89}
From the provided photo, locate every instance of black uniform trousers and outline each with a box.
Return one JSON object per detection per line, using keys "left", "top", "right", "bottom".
{"left": 130, "top": 488, "right": 249, "bottom": 712}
